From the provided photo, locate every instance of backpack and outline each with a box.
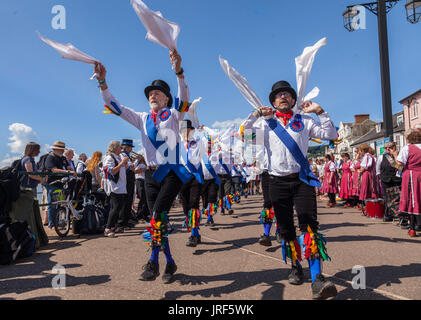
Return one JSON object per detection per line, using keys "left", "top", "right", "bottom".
{"left": 0, "top": 158, "right": 23, "bottom": 213}
{"left": 37, "top": 153, "right": 51, "bottom": 172}
{"left": 0, "top": 218, "right": 36, "bottom": 265}
{"left": 72, "top": 204, "right": 105, "bottom": 235}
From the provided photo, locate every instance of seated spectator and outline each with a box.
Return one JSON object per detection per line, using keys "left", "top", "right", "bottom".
{"left": 21, "top": 142, "right": 44, "bottom": 199}
{"left": 76, "top": 153, "right": 88, "bottom": 175}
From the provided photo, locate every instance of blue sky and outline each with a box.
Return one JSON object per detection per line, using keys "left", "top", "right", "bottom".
{"left": 1, "top": 0, "right": 420, "bottom": 164}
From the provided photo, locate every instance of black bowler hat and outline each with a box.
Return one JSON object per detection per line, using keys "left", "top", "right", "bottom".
{"left": 121, "top": 139, "right": 134, "bottom": 147}
{"left": 144, "top": 80, "right": 173, "bottom": 107}
{"left": 180, "top": 119, "right": 195, "bottom": 130}
{"left": 269, "top": 80, "right": 297, "bottom": 106}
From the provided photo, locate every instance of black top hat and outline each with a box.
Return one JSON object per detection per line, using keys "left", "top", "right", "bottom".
{"left": 269, "top": 80, "right": 297, "bottom": 106}
{"left": 121, "top": 139, "right": 134, "bottom": 147}
{"left": 180, "top": 119, "right": 195, "bottom": 130}
{"left": 144, "top": 80, "right": 173, "bottom": 108}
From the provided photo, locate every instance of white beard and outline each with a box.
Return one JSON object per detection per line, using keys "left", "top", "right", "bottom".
{"left": 150, "top": 101, "right": 167, "bottom": 112}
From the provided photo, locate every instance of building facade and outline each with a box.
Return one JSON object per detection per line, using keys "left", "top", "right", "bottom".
{"left": 399, "top": 88, "right": 421, "bottom": 131}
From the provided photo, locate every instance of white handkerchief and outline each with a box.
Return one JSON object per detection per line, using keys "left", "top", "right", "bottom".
{"left": 37, "top": 31, "right": 98, "bottom": 65}
{"left": 304, "top": 87, "right": 320, "bottom": 102}
{"left": 131, "top": 0, "right": 179, "bottom": 50}
{"left": 295, "top": 37, "right": 327, "bottom": 111}
{"left": 219, "top": 56, "right": 263, "bottom": 111}
{"left": 187, "top": 97, "right": 202, "bottom": 129}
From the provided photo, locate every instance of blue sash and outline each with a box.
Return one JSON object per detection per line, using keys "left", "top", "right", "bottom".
{"left": 219, "top": 158, "right": 231, "bottom": 177}
{"left": 265, "top": 115, "right": 321, "bottom": 187}
{"left": 145, "top": 115, "right": 192, "bottom": 184}
{"left": 231, "top": 164, "right": 244, "bottom": 182}
{"left": 202, "top": 155, "right": 220, "bottom": 185}
{"left": 180, "top": 142, "right": 204, "bottom": 184}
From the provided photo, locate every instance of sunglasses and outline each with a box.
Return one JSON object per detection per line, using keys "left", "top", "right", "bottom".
{"left": 275, "top": 91, "right": 292, "bottom": 99}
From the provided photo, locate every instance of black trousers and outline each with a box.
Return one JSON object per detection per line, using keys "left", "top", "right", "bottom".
{"left": 144, "top": 169, "right": 183, "bottom": 218}
{"left": 180, "top": 177, "right": 202, "bottom": 217}
{"left": 135, "top": 178, "right": 150, "bottom": 220}
{"left": 118, "top": 171, "right": 135, "bottom": 227}
{"left": 218, "top": 174, "right": 232, "bottom": 199}
{"left": 261, "top": 170, "right": 272, "bottom": 209}
{"left": 201, "top": 179, "right": 219, "bottom": 209}
{"left": 328, "top": 193, "right": 336, "bottom": 204}
{"left": 231, "top": 176, "right": 242, "bottom": 194}
{"left": 107, "top": 193, "right": 126, "bottom": 229}
{"left": 269, "top": 174, "right": 318, "bottom": 241}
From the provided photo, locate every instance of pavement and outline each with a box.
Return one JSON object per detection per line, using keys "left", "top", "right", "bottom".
{"left": 1, "top": 194, "right": 421, "bottom": 300}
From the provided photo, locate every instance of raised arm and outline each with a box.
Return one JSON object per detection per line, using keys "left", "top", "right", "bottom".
{"left": 94, "top": 62, "right": 145, "bottom": 131}
{"left": 302, "top": 101, "right": 337, "bottom": 141}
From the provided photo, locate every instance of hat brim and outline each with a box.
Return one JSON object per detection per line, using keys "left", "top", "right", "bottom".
{"left": 269, "top": 87, "right": 297, "bottom": 106}
{"left": 144, "top": 86, "right": 173, "bottom": 108}
{"left": 51, "top": 146, "right": 66, "bottom": 150}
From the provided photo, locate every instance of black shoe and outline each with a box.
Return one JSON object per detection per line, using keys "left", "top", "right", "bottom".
{"left": 162, "top": 263, "right": 177, "bottom": 284}
{"left": 205, "top": 219, "right": 215, "bottom": 226}
{"left": 311, "top": 274, "right": 337, "bottom": 300}
{"left": 197, "top": 235, "right": 201, "bottom": 244}
{"left": 275, "top": 232, "right": 282, "bottom": 244}
{"left": 383, "top": 215, "right": 393, "bottom": 222}
{"left": 400, "top": 220, "right": 410, "bottom": 229}
{"left": 139, "top": 260, "right": 160, "bottom": 281}
{"left": 220, "top": 208, "right": 225, "bottom": 215}
{"left": 415, "top": 225, "right": 421, "bottom": 232}
{"left": 228, "top": 209, "right": 234, "bottom": 215}
{"left": 258, "top": 234, "right": 272, "bottom": 246}
{"left": 186, "top": 236, "right": 198, "bottom": 247}
{"left": 288, "top": 264, "right": 304, "bottom": 285}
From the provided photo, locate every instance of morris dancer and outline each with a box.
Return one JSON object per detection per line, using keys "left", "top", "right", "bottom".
{"left": 211, "top": 149, "right": 234, "bottom": 215}
{"left": 94, "top": 49, "right": 191, "bottom": 284}
{"left": 339, "top": 152, "right": 353, "bottom": 208}
{"left": 320, "top": 154, "right": 338, "bottom": 208}
{"left": 179, "top": 120, "right": 207, "bottom": 247}
{"left": 240, "top": 80, "right": 338, "bottom": 299}
{"left": 231, "top": 161, "right": 243, "bottom": 203}
{"left": 201, "top": 133, "right": 221, "bottom": 226}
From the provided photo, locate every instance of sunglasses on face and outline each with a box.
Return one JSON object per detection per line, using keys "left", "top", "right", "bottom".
{"left": 275, "top": 91, "right": 292, "bottom": 99}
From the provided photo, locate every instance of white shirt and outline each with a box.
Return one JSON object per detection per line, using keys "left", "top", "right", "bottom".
{"left": 182, "top": 136, "right": 207, "bottom": 171}
{"left": 76, "top": 161, "right": 86, "bottom": 175}
{"left": 240, "top": 111, "right": 337, "bottom": 177}
{"left": 134, "top": 161, "right": 146, "bottom": 180}
{"left": 397, "top": 144, "right": 421, "bottom": 165}
{"left": 103, "top": 153, "right": 127, "bottom": 195}
{"left": 209, "top": 150, "right": 233, "bottom": 175}
{"left": 360, "top": 153, "right": 373, "bottom": 170}
{"left": 317, "top": 164, "right": 324, "bottom": 177}
{"left": 100, "top": 77, "right": 190, "bottom": 167}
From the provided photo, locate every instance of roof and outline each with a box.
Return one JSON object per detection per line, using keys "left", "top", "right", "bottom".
{"left": 398, "top": 88, "right": 421, "bottom": 104}
{"left": 350, "top": 111, "right": 405, "bottom": 146}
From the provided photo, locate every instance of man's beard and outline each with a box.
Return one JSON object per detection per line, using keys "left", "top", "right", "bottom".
{"left": 276, "top": 102, "right": 292, "bottom": 113}
{"left": 150, "top": 101, "right": 166, "bottom": 111}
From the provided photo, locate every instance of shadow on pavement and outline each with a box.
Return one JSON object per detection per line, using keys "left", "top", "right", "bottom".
{"left": 192, "top": 237, "right": 261, "bottom": 256}
{"left": 327, "top": 235, "right": 421, "bottom": 244}
{"left": 0, "top": 240, "right": 111, "bottom": 297}
{"left": 162, "top": 268, "right": 287, "bottom": 300}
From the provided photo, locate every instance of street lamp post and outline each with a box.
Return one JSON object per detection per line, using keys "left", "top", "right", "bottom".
{"left": 343, "top": 0, "right": 420, "bottom": 141}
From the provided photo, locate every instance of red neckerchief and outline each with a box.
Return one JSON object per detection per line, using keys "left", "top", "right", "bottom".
{"left": 150, "top": 110, "right": 158, "bottom": 124}
{"left": 275, "top": 110, "right": 293, "bottom": 126}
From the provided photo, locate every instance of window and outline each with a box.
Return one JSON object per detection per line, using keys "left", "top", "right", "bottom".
{"left": 411, "top": 101, "right": 419, "bottom": 119}
{"left": 397, "top": 115, "right": 404, "bottom": 126}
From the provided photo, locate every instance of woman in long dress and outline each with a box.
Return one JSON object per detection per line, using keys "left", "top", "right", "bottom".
{"left": 339, "top": 152, "right": 353, "bottom": 207}
{"left": 358, "top": 144, "right": 379, "bottom": 213}
{"left": 320, "top": 154, "right": 338, "bottom": 207}
{"left": 394, "top": 131, "right": 421, "bottom": 237}
{"left": 350, "top": 151, "right": 362, "bottom": 209}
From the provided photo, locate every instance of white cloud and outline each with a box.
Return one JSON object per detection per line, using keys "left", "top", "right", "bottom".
{"left": 7, "top": 123, "right": 39, "bottom": 154}
{"left": 1, "top": 123, "right": 50, "bottom": 167}
{"left": 211, "top": 118, "right": 245, "bottom": 130}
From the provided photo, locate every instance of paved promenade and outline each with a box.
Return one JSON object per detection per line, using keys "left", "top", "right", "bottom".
{"left": 1, "top": 195, "right": 420, "bottom": 300}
